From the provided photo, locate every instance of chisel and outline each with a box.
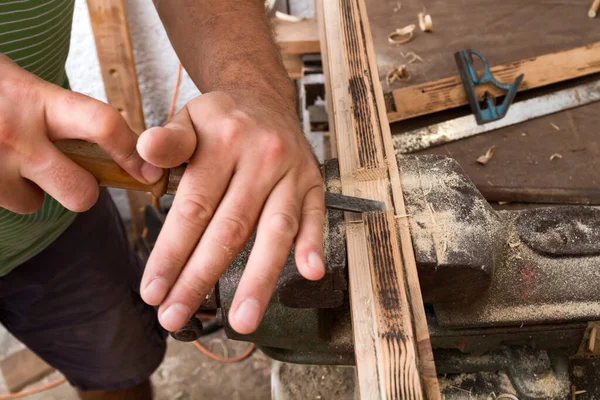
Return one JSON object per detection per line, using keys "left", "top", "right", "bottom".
{"left": 56, "top": 139, "right": 385, "bottom": 212}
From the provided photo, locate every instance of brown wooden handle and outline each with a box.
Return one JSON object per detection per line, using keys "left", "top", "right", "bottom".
{"left": 56, "top": 139, "right": 184, "bottom": 197}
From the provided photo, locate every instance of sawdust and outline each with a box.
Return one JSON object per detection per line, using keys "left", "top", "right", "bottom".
{"left": 439, "top": 372, "right": 517, "bottom": 400}
{"left": 436, "top": 209, "right": 600, "bottom": 327}
{"left": 273, "top": 362, "right": 355, "bottom": 399}
{"left": 400, "top": 161, "right": 496, "bottom": 266}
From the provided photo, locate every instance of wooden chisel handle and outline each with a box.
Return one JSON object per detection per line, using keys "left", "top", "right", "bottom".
{"left": 55, "top": 139, "right": 185, "bottom": 197}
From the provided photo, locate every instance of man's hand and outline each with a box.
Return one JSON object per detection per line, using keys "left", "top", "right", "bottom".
{"left": 138, "top": 91, "right": 326, "bottom": 334}
{"left": 0, "top": 54, "right": 163, "bottom": 214}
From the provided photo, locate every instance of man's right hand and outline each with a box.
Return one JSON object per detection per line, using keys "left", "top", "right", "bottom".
{"left": 0, "top": 54, "right": 163, "bottom": 214}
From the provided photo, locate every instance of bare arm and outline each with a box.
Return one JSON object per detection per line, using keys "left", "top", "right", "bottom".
{"left": 154, "top": 0, "right": 295, "bottom": 107}
{"left": 138, "top": 1, "right": 326, "bottom": 335}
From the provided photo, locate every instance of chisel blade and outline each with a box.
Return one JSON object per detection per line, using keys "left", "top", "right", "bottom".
{"left": 325, "top": 192, "right": 386, "bottom": 213}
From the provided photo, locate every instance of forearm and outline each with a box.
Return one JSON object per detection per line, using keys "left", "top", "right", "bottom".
{"left": 154, "top": 0, "right": 296, "bottom": 111}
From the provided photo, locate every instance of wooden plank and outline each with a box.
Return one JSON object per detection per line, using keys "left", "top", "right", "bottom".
{"left": 87, "top": 0, "right": 153, "bottom": 236}
{"left": 388, "top": 41, "right": 600, "bottom": 123}
{"left": 0, "top": 348, "right": 54, "bottom": 393}
{"left": 281, "top": 54, "right": 303, "bottom": 79}
{"left": 273, "top": 19, "right": 320, "bottom": 55}
{"left": 319, "top": 0, "right": 440, "bottom": 398}
{"left": 314, "top": 0, "right": 337, "bottom": 158}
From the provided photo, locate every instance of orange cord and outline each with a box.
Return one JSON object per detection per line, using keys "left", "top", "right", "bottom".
{"left": 167, "top": 62, "right": 183, "bottom": 121}
{"left": 193, "top": 340, "right": 256, "bottom": 363}
{"left": 0, "top": 377, "right": 66, "bottom": 400}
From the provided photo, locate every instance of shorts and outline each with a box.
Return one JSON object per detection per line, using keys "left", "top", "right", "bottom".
{"left": 0, "top": 189, "right": 167, "bottom": 391}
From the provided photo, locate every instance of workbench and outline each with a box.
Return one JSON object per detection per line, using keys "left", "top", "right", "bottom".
{"left": 368, "top": 0, "right": 600, "bottom": 204}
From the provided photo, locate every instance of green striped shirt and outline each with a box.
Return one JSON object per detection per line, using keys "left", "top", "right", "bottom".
{"left": 0, "top": 0, "right": 76, "bottom": 276}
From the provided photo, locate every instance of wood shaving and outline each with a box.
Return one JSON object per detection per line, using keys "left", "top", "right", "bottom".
{"left": 550, "top": 153, "right": 563, "bottom": 160}
{"left": 508, "top": 240, "right": 521, "bottom": 248}
{"left": 550, "top": 122, "right": 560, "bottom": 130}
{"left": 393, "top": 2, "right": 402, "bottom": 12}
{"left": 386, "top": 65, "right": 411, "bottom": 84}
{"left": 477, "top": 146, "right": 495, "bottom": 165}
{"left": 274, "top": 11, "right": 304, "bottom": 22}
{"left": 400, "top": 51, "right": 423, "bottom": 64}
{"left": 388, "top": 24, "right": 415, "bottom": 46}
{"left": 495, "top": 395, "right": 519, "bottom": 400}
{"left": 418, "top": 12, "right": 433, "bottom": 32}
{"left": 521, "top": 132, "right": 527, "bottom": 136}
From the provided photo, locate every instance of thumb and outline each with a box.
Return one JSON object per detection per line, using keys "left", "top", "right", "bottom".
{"left": 43, "top": 87, "right": 164, "bottom": 184}
{"left": 137, "top": 106, "right": 197, "bottom": 168}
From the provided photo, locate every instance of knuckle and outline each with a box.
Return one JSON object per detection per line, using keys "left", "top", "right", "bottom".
{"left": 177, "top": 195, "right": 214, "bottom": 228}
{"left": 219, "top": 115, "right": 246, "bottom": 147}
{"left": 214, "top": 212, "right": 252, "bottom": 248}
{"left": 0, "top": 117, "right": 15, "bottom": 148}
{"left": 156, "top": 246, "right": 188, "bottom": 271}
{"left": 263, "top": 134, "right": 287, "bottom": 163}
{"left": 269, "top": 211, "right": 299, "bottom": 238}
{"left": 179, "top": 272, "right": 213, "bottom": 302}
{"left": 90, "top": 105, "right": 122, "bottom": 142}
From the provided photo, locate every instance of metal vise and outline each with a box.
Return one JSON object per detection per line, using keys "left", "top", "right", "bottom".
{"left": 205, "top": 155, "right": 600, "bottom": 399}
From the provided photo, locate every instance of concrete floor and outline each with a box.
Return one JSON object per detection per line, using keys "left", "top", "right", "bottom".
{"left": 0, "top": 327, "right": 272, "bottom": 399}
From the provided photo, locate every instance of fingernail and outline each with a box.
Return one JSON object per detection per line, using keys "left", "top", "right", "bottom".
{"left": 307, "top": 251, "right": 325, "bottom": 273}
{"left": 233, "top": 298, "right": 261, "bottom": 333}
{"left": 160, "top": 303, "right": 191, "bottom": 331}
{"left": 142, "top": 162, "right": 163, "bottom": 183}
{"left": 141, "top": 278, "right": 168, "bottom": 305}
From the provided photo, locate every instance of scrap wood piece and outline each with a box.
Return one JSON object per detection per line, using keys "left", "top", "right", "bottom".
{"left": 319, "top": 0, "right": 440, "bottom": 397}
{"left": 273, "top": 18, "right": 320, "bottom": 55}
{"left": 387, "top": 41, "right": 600, "bottom": 123}
{"left": 0, "top": 348, "right": 55, "bottom": 393}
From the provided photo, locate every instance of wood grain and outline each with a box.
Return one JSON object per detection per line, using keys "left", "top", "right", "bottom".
{"left": 388, "top": 41, "right": 600, "bottom": 122}
{"left": 87, "top": 0, "right": 152, "bottom": 234}
{"left": 273, "top": 18, "right": 320, "bottom": 55}
{"left": 318, "top": 0, "right": 440, "bottom": 397}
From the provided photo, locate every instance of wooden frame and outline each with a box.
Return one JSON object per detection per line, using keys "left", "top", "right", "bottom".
{"left": 317, "top": 0, "right": 440, "bottom": 398}
{"left": 87, "top": 0, "right": 153, "bottom": 237}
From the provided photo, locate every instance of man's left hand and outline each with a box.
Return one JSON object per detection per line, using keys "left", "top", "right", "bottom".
{"left": 137, "top": 90, "right": 326, "bottom": 335}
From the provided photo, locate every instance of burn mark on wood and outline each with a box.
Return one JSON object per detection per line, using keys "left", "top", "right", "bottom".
{"left": 339, "top": 0, "right": 380, "bottom": 169}
{"left": 364, "top": 212, "right": 406, "bottom": 330}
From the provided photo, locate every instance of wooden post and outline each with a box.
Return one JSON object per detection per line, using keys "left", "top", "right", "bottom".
{"left": 86, "top": 0, "right": 153, "bottom": 237}
{"left": 317, "top": 0, "right": 440, "bottom": 398}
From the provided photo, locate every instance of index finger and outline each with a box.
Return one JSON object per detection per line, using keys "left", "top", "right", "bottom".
{"left": 43, "top": 89, "right": 163, "bottom": 184}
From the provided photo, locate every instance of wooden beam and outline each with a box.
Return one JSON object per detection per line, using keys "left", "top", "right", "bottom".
{"left": 281, "top": 54, "right": 303, "bottom": 79}
{"left": 318, "top": 0, "right": 439, "bottom": 398}
{"left": 87, "top": 0, "right": 153, "bottom": 236}
{"left": 388, "top": 41, "right": 600, "bottom": 123}
{"left": 273, "top": 19, "right": 320, "bottom": 55}
{"left": 314, "top": 0, "right": 336, "bottom": 158}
